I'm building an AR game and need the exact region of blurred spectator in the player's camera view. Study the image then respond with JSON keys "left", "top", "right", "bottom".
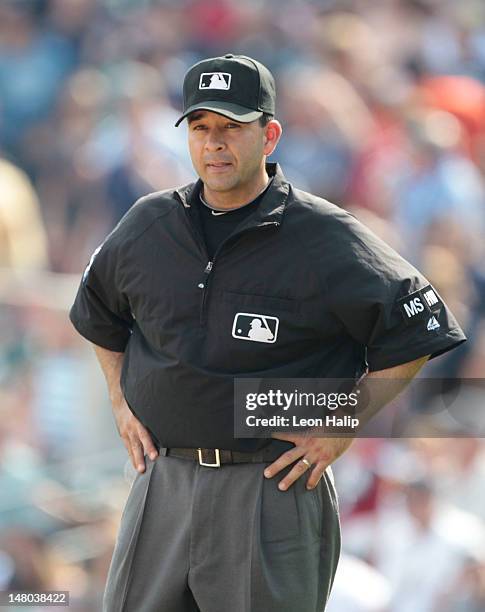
{"left": 435, "top": 438, "right": 485, "bottom": 519}
{"left": 0, "top": 2, "right": 77, "bottom": 156}
{"left": 341, "top": 451, "right": 485, "bottom": 611}
{"left": 326, "top": 553, "right": 392, "bottom": 612}
{"left": 0, "top": 528, "right": 53, "bottom": 591}
{"left": 0, "top": 157, "right": 48, "bottom": 270}
{"left": 392, "top": 108, "right": 485, "bottom": 262}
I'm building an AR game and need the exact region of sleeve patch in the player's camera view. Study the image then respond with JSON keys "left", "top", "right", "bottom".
{"left": 397, "top": 285, "right": 443, "bottom": 324}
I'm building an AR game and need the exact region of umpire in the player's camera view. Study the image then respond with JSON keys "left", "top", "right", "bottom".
{"left": 69, "top": 54, "right": 466, "bottom": 612}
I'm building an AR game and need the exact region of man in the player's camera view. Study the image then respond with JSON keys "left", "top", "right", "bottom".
{"left": 69, "top": 54, "right": 467, "bottom": 612}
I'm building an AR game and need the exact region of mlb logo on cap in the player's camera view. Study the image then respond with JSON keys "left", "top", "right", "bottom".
{"left": 199, "top": 72, "right": 232, "bottom": 90}
{"left": 175, "top": 53, "right": 276, "bottom": 127}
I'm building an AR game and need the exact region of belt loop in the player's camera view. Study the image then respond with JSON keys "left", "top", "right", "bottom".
{"left": 159, "top": 447, "right": 169, "bottom": 457}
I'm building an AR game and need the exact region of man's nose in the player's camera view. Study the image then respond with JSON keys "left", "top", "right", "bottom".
{"left": 204, "top": 128, "right": 226, "bottom": 151}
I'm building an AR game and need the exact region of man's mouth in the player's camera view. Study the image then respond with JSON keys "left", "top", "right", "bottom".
{"left": 206, "top": 161, "right": 233, "bottom": 172}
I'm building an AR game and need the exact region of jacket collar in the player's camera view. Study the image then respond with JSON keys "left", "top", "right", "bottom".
{"left": 175, "top": 162, "right": 290, "bottom": 228}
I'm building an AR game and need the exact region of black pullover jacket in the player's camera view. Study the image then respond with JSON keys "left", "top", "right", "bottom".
{"left": 70, "top": 163, "right": 466, "bottom": 451}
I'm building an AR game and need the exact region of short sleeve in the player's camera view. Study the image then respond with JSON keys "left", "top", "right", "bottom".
{"left": 325, "top": 213, "right": 467, "bottom": 372}
{"left": 69, "top": 236, "right": 133, "bottom": 352}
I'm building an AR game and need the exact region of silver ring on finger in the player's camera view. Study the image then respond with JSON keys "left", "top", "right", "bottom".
{"left": 300, "top": 457, "right": 312, "bottom": 469}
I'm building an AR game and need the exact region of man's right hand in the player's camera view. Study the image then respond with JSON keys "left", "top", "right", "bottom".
{"left": 112, "top": 398, "right": 159, "bottom": 473}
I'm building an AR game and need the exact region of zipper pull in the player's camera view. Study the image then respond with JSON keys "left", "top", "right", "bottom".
{"left": 204, "top": 261, "right": 213, "bottom": 274}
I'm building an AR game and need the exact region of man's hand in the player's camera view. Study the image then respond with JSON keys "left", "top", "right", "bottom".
{"left": 264, "top": 432, "right": 353, "bottom": 490}
{"left": 264, "top": 355, "right": 431, "bottom": 490}
{"left": 91, "top": 343, "right": 159, "bottom": 473}
{"left": 112, "top": 397, "right": 159, "bottom": 473}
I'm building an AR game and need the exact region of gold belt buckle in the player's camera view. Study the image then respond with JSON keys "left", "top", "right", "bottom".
{"left": 197, "top": 448, "right": 221, "bottom": 467}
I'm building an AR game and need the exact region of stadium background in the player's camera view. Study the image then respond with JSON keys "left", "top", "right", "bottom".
{"left": 0, "top": 0, "right": 485, "bottom": 610}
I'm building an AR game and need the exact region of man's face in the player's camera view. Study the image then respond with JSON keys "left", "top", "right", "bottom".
{"left": 187, "top": 110, "right": 267, "bottom": 195}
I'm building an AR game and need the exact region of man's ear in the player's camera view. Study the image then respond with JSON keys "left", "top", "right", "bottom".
{"left": 263, "top": 120, "right": 282, "bottom": 156}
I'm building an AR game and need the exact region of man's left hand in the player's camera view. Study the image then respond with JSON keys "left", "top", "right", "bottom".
{"left": 265, "top": 432, "right": 353, "bottom": 490}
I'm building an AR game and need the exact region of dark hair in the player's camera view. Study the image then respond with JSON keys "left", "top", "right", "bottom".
{"left": 259, "top": 113, "right": 274, "bottom": 127}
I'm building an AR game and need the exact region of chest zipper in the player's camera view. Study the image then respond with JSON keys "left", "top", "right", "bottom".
{"left": 176, "top": 191, "right": 282, "bottom": 327}
{"left": 199, "top": 260, "right": 213, "bottom": 325}
{"left": 198, "top": 221, "right": 279, "bottom": 327}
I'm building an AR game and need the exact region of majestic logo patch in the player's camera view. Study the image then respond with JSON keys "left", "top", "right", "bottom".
{"left": 232, "top": 313, "right": 279, "bottom": 344}
{"left": 422, "top": 288, "right": 439, "bottom": 308}
{"left": 397, "top": 284, "right": 443, "bottom": 325}
{"left": 199, "top": 72, "right": 231, "bottom": 90}
{"left": 427, "top": 316, "right": 440, "bottom": 331}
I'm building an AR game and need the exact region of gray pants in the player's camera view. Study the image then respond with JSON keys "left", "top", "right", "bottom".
{"left": 103, "top": 453, "right": 341, "bottom": 612}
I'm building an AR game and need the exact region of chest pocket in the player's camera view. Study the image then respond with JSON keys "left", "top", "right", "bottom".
{"left": 203, "top": 290, "right": 304, "bottom": 371}
{"left": 224, "top": 291, "right": 300, "bottom": 314}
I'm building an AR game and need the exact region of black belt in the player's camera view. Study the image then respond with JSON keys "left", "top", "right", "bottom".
{"left": 159, "top": 441, "right": 291, "bottom": 468}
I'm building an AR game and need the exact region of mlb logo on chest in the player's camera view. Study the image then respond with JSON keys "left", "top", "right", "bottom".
{"left": 199, "top": 72, "right": 232, "bottom": 90}
{"left": 232, "top": 313, "right": 279, "bottom": 344}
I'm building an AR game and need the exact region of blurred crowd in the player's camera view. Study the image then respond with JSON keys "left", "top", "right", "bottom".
{"left": 0, "top": 0, "right": 485, "bottom": 610}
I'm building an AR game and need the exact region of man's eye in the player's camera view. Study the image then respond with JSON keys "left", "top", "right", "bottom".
{"left": 193, "top": 125, "right": 207, "bottom": 130}
{"left": 226, "top": 123, "right": 240, "bottom": 129}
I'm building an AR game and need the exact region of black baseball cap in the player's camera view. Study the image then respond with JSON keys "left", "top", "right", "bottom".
{"left": 175, "top": 53, "right": 276, "bottom": 127}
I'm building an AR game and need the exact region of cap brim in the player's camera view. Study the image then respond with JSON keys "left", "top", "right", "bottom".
{"left": 175, "top": 101, "right": 263, "bottom": 127}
